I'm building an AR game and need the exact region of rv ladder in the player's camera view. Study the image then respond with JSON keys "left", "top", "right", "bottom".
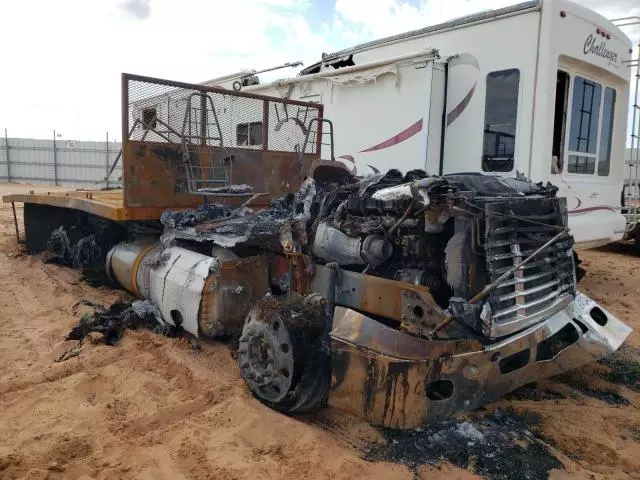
{"left": 625, "top": 41, "right": 640, "bottom": 233}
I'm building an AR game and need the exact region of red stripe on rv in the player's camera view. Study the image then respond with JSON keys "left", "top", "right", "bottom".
{"left": 360, "top": 119, "right": 423, "bottom": 153}
{"left": 568, "top": 206, "right": 617, "bottom": 214}
{"left": 446, "top": 83, "right": 476, "bottom": 126}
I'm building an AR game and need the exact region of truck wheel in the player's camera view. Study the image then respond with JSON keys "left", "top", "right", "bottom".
{"left": 237, "top": 295, "right": 332, "bottom": 413}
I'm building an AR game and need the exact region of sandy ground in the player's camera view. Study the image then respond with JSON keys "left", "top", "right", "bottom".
{"left": 0, "top": 182, "right": 638, "bottom": 480}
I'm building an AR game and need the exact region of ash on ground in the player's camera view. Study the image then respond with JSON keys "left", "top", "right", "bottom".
{"left": 365, "top": 408, "right": 562, "bottom": 480}
{"left": 67, "top": 299, "right": 180, "bottom": 345}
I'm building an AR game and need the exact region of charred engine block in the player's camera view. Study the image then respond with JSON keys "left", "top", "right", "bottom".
{"left": 293, "top": 169, "right": 575, "bottom": 339}
{"left": 303, "top": 173, "right": 455, "bottom": 307}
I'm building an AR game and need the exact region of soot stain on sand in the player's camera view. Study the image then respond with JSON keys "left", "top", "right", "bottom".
{"left": 503, "top": 382, "right": 567, "bottom": 402}
{"left": 553, "top": 373, "right": 630, "bottom": 406}
{"left": 364, "top": 408, "right": 562, "bottom": 480}
{"left": 599, "top": 345, "right": 640, "bottom": 392}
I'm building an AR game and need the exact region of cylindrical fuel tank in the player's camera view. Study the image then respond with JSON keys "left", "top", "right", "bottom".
{"left": 106, "top": 239, "right": 163, "bottom": 297}
{"left": 106, "top": 241, "right": 270, "bottom": 339}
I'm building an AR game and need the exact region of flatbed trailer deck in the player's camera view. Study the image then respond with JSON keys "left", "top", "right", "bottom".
{"left": 2, "top": 189, "right": 163, "bottom": 222}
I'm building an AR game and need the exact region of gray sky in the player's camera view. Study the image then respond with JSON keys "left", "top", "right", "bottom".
{"left": 0, "top": 0, "right": 637, "bottom": 140}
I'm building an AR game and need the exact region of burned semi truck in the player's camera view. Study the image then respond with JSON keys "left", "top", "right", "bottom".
{"left": 4, "top": 74, "right": 631, "bottom": 428}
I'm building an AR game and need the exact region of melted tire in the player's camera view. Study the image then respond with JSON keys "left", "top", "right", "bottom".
{"left": 271, "top": 333, "right": 332, "bottom": 413}
{"left": 238, "top": 296, "right": 332, "bottom": 415}
{"left": 574, "top": 251, "right": 586, "bottom": 284}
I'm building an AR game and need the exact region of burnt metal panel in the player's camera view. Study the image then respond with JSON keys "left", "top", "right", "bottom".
{"left": 120, "top": 72, "right": 325, "bottom": 209}
{"left": 122, "top": 141, "right": 318, "bottom": 208}
{"left": 199, "top": 255, "right": 270, "bottom": 338}
{"left": 310, "top": 265, "right": 447, "bottom": 332}
{"left": 328, "top": 297, "right": 631, "bottom": 428}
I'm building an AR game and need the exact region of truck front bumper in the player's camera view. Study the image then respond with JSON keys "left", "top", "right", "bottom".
{"left": 328, "top": 292, "right": 631, "bottom": 428}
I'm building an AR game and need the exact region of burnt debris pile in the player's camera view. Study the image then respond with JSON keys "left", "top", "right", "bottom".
{"left": 46, "top": 225, "right": 117, "bottom": 286}
{"left": 66, "top": 299, "right": 180, "bottom": 345}
{"left": 43, "top": 214, "right": 160, "bottom": 286}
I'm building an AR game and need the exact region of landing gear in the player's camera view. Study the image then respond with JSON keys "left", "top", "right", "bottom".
{"left": 238, "top": 295, "right": 332, "bottom": 413}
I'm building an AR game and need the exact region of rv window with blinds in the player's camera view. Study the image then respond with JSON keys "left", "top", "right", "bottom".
{"left": 482, "top": 69, "right": 520, "bottom": 172}
{"left": 598, "top": 87, "right": 616, "bottom": 176}
{"left": 567, "top": 76, "right": 602, "bottom": 175}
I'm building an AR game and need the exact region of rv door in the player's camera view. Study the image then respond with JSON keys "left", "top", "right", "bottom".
{"left": 554, "top": 66, "right": 626, "bottom": 246}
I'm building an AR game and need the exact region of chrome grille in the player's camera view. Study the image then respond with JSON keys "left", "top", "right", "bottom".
{"left": 483, "top": 197, "right": 575, "bottom": 338}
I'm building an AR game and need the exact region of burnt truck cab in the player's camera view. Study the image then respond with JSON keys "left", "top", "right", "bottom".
{"left": 106, "top": 164, "right": 631, "bottom": 428}
{"left": 231, "top": 170, "right": 631, "bottom": 427}
{"left": 4, "top": 74, "right": 631, "bottom": 428}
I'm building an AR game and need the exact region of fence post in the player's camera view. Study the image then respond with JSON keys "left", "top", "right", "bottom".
{"left": 262, "top": 100, "right": 269, "bottom": 151}
{"left": 4, "top": 128, "right": 10, "bottom": 182}
{"left": 105, "top": 131, "right": 110, "bottom": 189}
{"left": 52, "top": 129, "right": 58, "bottom": 186}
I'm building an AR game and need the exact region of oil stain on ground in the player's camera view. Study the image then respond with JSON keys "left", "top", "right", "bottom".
{"left": 364, "top": 408, "right": 562, "bottom": 480}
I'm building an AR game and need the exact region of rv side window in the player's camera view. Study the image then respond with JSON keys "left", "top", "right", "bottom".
{"left": 551, "top": 71, "right": 570, "bottom": 174}
{"left": 482, "top": 69, "right": 520, "bottom": 172}
{"left": 236, "top": 122, "right": 263, "bottom": 146}
{"left": 598, "top": 87, "right": 616, "bottom": 176}
{"left": 567, "top": 76, "right": 601, "bottom": 174}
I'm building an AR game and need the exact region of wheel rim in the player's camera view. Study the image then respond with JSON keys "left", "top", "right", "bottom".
{"left": 238, "top": 308, "right": 295, "bottom": 403}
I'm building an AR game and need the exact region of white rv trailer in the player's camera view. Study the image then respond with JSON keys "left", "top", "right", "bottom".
{"left": 205, "top": 0, "right": 633, "bottom": 250}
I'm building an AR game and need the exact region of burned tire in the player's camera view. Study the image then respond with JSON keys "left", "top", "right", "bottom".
{"left": 574, "top": 251, "right": 586, "bottom": 283}
{"left": 237, "top": 295, "right": 332, "bottom": 414}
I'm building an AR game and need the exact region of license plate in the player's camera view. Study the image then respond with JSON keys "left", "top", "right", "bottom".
{"left": 575, "top": 293, "right": 593, "bottom": 312}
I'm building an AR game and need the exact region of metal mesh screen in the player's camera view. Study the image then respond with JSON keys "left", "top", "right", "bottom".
{"left": 267, "top": 99, "right": 321, "bottom": 153}
{"left": 124, "top": 74, "right": 321, "bottom": 153}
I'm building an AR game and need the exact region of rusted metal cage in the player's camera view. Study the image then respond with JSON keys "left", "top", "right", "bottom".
{"left": 123, "top": 74, "right": 323, "bottom": 195}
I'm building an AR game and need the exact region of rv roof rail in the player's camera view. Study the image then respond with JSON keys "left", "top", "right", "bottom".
{"left": 200, "top": 61, "right": 304, "bottom": 89}
{"left": 610, "top": 16, "right": 640, "bottom": 28}
{"left": 272, "top": 50, "right": 439, "bottom": 86}
{"left": 300, "top": 0, "right": 539, "bottom": 73}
